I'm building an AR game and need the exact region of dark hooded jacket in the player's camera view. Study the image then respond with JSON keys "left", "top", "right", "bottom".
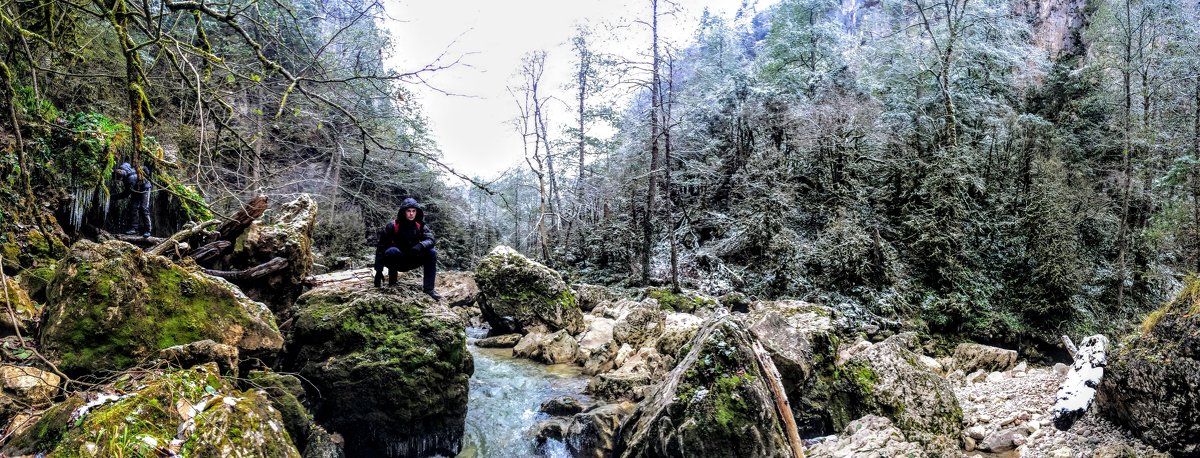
{"left": 375, "top": 197, "right": 436, "bottom": 262}
{"left": 112, "top": 162, "right": 150, "bottom": 198}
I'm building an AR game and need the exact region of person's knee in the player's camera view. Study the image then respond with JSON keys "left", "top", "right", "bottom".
{"left": 427, "top": 247, "right": 438, "bottom": 261}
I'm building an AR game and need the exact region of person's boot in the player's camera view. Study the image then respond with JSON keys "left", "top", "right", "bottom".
{"left": 373, "top": 271, "right": 383, "bottom": 288}
{"left": 425, "top": 289, "right": 442, "bottom": 301}
{"left": 388, "top": 270, "right": 398, "bottom": 287}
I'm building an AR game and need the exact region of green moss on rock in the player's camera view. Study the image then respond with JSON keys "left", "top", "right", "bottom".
{"left": 475, "top": 246, "right": 583, "bottom": 334}
{"left": 40, "top": 240, "right": 282, "bottom": 376}
{"left": 286, "top": 284, "right": 471, "bottom": 457}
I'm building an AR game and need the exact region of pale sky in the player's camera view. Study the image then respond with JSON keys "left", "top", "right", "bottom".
{"left": 383, "top": 0, "right": 772, "bottom": 179}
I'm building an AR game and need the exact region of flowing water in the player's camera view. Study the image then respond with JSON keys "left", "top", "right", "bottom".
{"left": 456, "top": 328, "right": 591, "bottom": 458}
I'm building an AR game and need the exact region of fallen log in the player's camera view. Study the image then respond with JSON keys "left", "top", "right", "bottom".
{"left": 213, "top": 195, "right": 267, "bottom": 242}
{"left": 200, "top": 257, "right": 288, "bottom": 281}
{"left": 1050, "top": 334, "right": 1108, "bottom": 431}
{"left": 302, "top": 268, "right": 374, "bottom": 288}
{"left": 111, "top": 233, "right": 165, "bottom": 246}
{"left": 148, "top": 219, "right": 219, "bottom": 257}
{"left": 190, "top": 240, "right": 232, "bottom": 264}
{"left": 752, "top": 340, "right": 806, "bottom": 458}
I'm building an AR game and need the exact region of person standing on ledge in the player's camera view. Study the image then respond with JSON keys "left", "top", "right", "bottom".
{"left": 373, "top": 197, "right": 441, "bottom": 300}
{"left": 111, "top": 162, "right": 152, "bottom": 238}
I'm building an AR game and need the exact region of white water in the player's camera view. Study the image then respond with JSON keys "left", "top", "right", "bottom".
{"left": 455, "top": 328, "right": 590, "bottom": 458}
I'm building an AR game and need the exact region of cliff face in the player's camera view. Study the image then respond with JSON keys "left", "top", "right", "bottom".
{"left": 1014, "top": 0, "right": 1091, "bottom": 57}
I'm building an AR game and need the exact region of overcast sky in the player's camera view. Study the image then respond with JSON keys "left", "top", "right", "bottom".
{"left": 382, "top": 0, "right": 771, "bottom": 179}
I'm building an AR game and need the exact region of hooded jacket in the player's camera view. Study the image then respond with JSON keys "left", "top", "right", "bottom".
{"left": 112, "top": 162, "right": 151, "bottom": 199}
{"left": 375, "top": 197, "right": 436, "bottom": 261}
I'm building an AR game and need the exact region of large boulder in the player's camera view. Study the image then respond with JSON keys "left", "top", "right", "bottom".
{"left": 613, "top": 305, "right": 665, "bottom": 348}
{"left": 564, "top": 401, "right": 637, "bottom": 458}
{"left": 39, "top": 240, "right": 283, "bottom": 376}
{"left": 435, "top": 270, "right": 479, "bottom": 307}
{"left": 952, "top": 343, "right": 1017, "bottom": 373}
{"left": 573, "top": 283, "right": 622, "bottom": 312}
{"left": 0, "top": 364, "right": 61, "bottom": 423}
{"left": 227, "top": 195, "right": 317, "bottom": 308}
{"left": 741, "top": 300, "right": 839, "bottom": 436}
{"left": 285, "top": 281, "right": 471, "bottom": 457}
{"left": 474, "top": 246, "right": 583, "bottom": 334}
{"left": 614, "top": 317, "right": 793, "bottom": 458}
{"left": 834, "top": 333, "right": 963, "bottom": 456}
{"left": 2, "top": 363, "right": 299, "bottom": 457}
{"left": 1097, "top": 278, "right": 1200, "bottom": 455}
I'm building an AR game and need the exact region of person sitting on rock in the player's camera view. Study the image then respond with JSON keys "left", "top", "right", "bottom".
{"left": 374, "top": 197, "right": 441, "bottom": 299}
{"left": 111, "top": 162, "right": 152, "bottom": 238}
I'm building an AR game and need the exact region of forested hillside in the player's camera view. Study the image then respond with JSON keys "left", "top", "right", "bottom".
{"left": 466, "top": 0, "right": 1200, "bottom": 352}
{"left": 3, "top": 0, "right": 1199, "bottom": 356}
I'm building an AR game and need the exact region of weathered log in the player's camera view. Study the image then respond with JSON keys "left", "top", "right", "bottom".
{"left": 148, "top": 219, "right": 219, "bottom": 257}
{"left": 1050, "top": 334, "right": 1108, "bottom": 431}
{"left": 302, "top": 267, "right": 374, "bottom": 288}
{"left": 213, "top": 195, "right": 268, "bottom": 241}
{"left": 190, "top": 240, "right": 232, "bottom": 264}
{"left": 752, "top": 340, "right": 806, "bottom": 458}
{"left": 200, "top": 257, "right": 288, "bottom": 281}
{"left": 111, "top": 233, "right": 165, "bottom": 245}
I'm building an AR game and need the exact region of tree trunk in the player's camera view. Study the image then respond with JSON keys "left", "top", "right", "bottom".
{"left": 665, "top": 56, "right": 679, "bottom": 293}
{"left": 642, "top": 0, "right": 662, "bottom": 285}
{"left": 1115, "top": 2, "right": 1134, "bottom": 309}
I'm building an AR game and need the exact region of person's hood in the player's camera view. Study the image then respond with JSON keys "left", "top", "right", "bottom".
{"left": 397, "top": 197, "right": 425, "bottom": 223}
{"left": 117, "top": 162, "right": 135, "bottom": 177}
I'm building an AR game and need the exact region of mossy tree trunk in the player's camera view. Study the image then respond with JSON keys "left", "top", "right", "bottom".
{"left": 102, "top": 0, "right": 153, "bottom": 180}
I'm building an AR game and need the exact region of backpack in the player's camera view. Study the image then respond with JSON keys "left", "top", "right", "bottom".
{"left": 388, "top": 220, "right": 421, "bottom": 247}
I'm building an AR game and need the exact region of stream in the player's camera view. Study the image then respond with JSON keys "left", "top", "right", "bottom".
{"left": 456, "top": 328, "right": 591, "bottom": 458}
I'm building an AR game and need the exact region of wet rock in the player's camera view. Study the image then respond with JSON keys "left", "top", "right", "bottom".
{"left": 577, "top": 316, "right": 615, "bottom": 362}
{"left": 564, "top": 401, "right": 636, "bottom": 458}
{"left": 0, "top": 277, "right": 38, "bottom": 335}
{"left": 40, "top": 240, "right": 283, "bottom": 376}
{"left": 5, "top": 363, "right": 298, "bottom": 456}
{"left": 286, "top": 283, "right": 470, "bottom": 457}
{"left": 586, "top": 372, "right": 652, "bottom": 402}
{"left": 614, "top": 317, "right": 793, "bottom": 457}
{"left": 835, "top": 333, "right": 963, "bottom": 455}
{"left": 534, "top": 418, "right": 568, "bottom": 443}
{"left": 513, "top": 329, "right": 579, "bottom": 365}
{"left": 582, "top": 341, "right": 618, "bottom": 376}
{"left": 806, "top": 415, "right": 925, "bottom": 458}
{"left": 954, "top": 343, "right": 1018, "bottom": 373}
{"left": 475, "top": 333, "right": 523, "bottom": 348}
{"left": 159, "top": 339, "right": 239, "bottom": 376}
{"left": 741, "top": 300, "right": 838, "bottom": 436}
{"left": 613, "top": 306, "right": 665, "bottom": 348}
{"left": 475, "top": 246, "right": 583, "bottom": 334}
{"left": 540, "top": 396, "right": 585, "bottom": 416}
{"left": 1097, "top": 277, "right": 1200, "bottom": 456}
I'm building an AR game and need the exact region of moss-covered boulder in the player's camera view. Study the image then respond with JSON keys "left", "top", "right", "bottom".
{"left": 0, "top": 226, "right": 67, "bottom": 275}
{"left": 614, "top": 317, "right": 793, "bottom": 458}
{"left": 39, "top": 240, "right": 283, "bottom": 376}
{"left": 1097, "top": 277, "right": 1200, "bottom": 455}
{"left": 0, "top": 276, "right": 40, "bottom": 335}
{"left": 285, "top": 281, "right": 471, "bottom": 457}
{"left": 475, "top": 245, "right": 583, "bottom": 335}
{"left": 740, "top": 300, "right": 839, "bottom": 436}
{"left": 833, "top": 333, "right": 962, "bottom": 456}
{"left": 224, "top": 195, "right": 317, "bottom": 309}
{"left": 2, "top": 363, "right": 299, "bottom": 457}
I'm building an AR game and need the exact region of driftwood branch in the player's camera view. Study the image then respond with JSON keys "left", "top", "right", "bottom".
{"left": 214, "top": 195, "right": 268, "bottom": 241}
{"left": 1050, "top": 334, "right": 1109, "bottom": 431}
{"left": 200, "top": 257, "right": 288, "bottom": 281}
{"left": 148, "top": 219, "right": 219, "bottom": 256}
{"left": 752, "top": 340, "right": 806, "bottom": 458}
{"left": 302, "top": 268, "right": 374, "bottom": 288}
{"left": 190, "top": 241, "right": 231, "bottom": 264}
{"left": 1061, "top": 335, "right": 1078, "bottom": 355}
{"left": 111, "top": 233, "right": 165, "bottom": 246}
